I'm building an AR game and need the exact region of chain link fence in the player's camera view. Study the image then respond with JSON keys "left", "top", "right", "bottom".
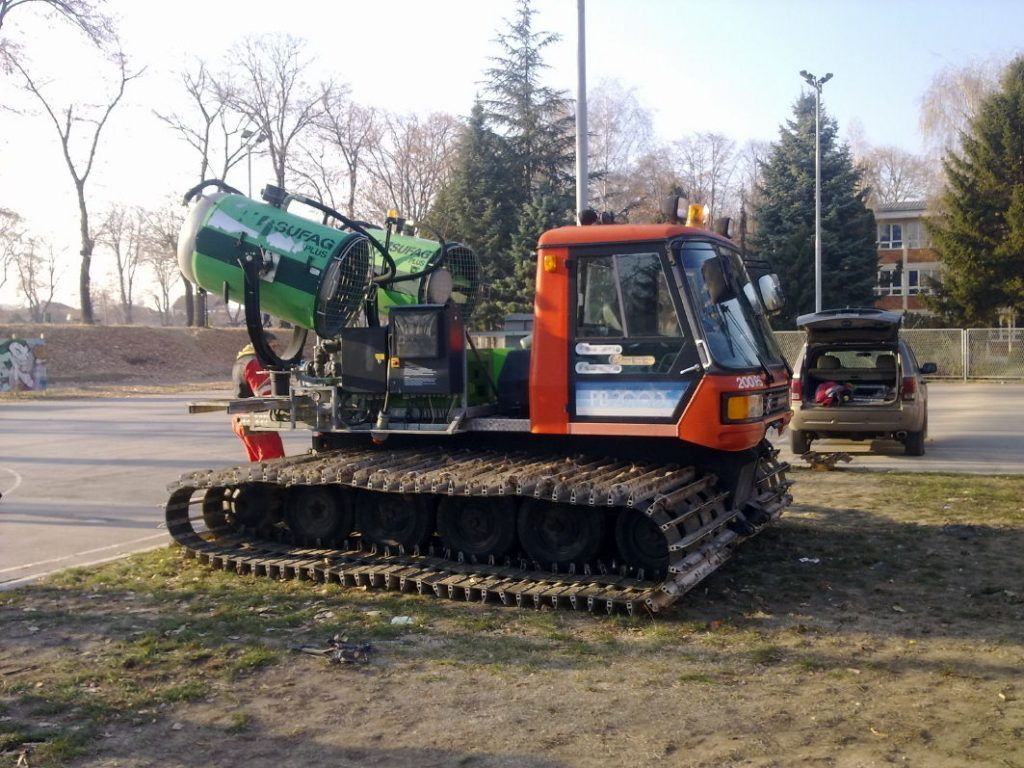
{"left": 773, "top": 328, "right": 1023, "bottom": 380}
{"left": 966, "top": 328, "right": 1024, "bottom": 379}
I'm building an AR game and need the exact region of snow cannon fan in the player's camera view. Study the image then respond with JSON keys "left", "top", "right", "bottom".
{"left": 177, "top": 181, "right": 375, "bottom": 369}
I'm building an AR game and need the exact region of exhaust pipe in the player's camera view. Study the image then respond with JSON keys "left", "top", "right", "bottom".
{"left": 894, "top": 431, "right": 908, "bottom": 440}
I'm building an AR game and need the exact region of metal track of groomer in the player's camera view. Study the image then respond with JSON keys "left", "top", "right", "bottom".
{"left": 166, "top": 447, "right": 791, "bottom": 615}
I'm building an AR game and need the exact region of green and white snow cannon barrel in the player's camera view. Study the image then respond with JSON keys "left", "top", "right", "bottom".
{"left": 178, "top": 192, "right": 372, "bottom": 337}
{"left": 378, "top": 232, "right": 480, "bottom": 319}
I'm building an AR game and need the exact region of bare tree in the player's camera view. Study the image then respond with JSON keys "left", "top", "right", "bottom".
{"left": 362, "top": 111, "right": 460, "bottom": 225}
{"left": 141, "top": 201, "right": 185, "bottom": 326}
{"left": 857, "top": 145, "right": 934, "bottom": 206}
{"left": 292, "top": 86, "right": 379, "bottom": 217}
{"left": 10, "top": 51, "right": 142, "bottom": 323}
{"left": 673, "top": 131, "right": 737, "bottom": 222}
{"left": 153, "top": 61, "right": 254, "bottom": 185}
{"left": 920, "top": 59, "right": 1002, "bottom": 155}
{"left": 735, "top": 139, "right": 771, "bottom": 243}
{"left": 0, "top": 207, "right": 24, "bottom": 289}
{"left": 12, "top": 236, "right": 60, "bottom": 322}
{"left": 155, "top": 61, "right": 260, "bottom": 327}
{"left": 144, "top": 247, "right": 178, "bottom": 325}
{"left": 220, "top": 33, "right": 330, "bottom": 189}
{"left": 95, "top": 204, "right": 145, "bottom": 323}
{"left": 587, "top": 78, "right": 654, "bottom": 213}
{"left": 0, "top": 0, "right": 114, "bottom": 66}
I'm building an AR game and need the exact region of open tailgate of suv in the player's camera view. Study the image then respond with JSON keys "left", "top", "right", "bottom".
{"left": 797, "top": 308, "right": 902, "bottom": 344}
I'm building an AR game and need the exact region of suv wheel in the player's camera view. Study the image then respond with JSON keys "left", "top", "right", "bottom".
{"left": 791, "top": 429, "right": 811, "bottom": 454}
{"left": 904, "top": 429, "right": 925, "bottom": 456}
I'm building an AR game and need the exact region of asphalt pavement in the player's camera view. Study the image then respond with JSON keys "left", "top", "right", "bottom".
{"left": 0, "top": 392, "right": 307, "bottom": 589}
{"left": 771, "top": 381, "right": 1024, "bottom": 473}
{"left": 1, "top": 382, "right": 1022, "bottom": 587}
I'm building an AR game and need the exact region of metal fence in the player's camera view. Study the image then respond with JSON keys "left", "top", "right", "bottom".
{"left": 773, "top": 328, "right": 1024, "bottom": 380}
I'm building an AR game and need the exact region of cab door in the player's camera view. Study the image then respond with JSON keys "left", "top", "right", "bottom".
{"left": 568, "top": 246, "right": 701, "bottom": 425}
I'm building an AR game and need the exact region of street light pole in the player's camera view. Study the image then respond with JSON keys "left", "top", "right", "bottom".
{"left": 575, "top": 0, "right": 588, "bottom": 221}
{"left": 241, "top": 129, "right": 267, "bottom": 198}
{"left": 800, "top": 70, "right": 832, "bottom": 313}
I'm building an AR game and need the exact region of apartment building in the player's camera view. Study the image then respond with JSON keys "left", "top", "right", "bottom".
{"left": 872, "top": 201, "right": 942, "bottom": 313}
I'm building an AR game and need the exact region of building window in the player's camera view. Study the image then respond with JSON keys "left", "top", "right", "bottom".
{"left": 874, "top": 266, "right": 902, "bottom": 296}
{"left": 904, "top": 220, "right": 928, "bottom": 248}
{"left": 878, "top": 223, "right": 902, "bottom": 249}
{"left": 907, "top": 267, "right": 941, "bottom": 295}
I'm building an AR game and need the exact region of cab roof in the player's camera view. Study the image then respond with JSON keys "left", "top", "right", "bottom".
{"left": 538, "top": 223, "right": 733, "bottom": 248}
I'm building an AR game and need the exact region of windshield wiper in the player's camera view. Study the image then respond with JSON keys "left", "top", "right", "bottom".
{"left": 721, "top": 305, "right": 772, "bottom": 380}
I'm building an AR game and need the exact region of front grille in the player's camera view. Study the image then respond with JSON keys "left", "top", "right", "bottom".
{"left": 763, "top": 385, "right": 790, "bottom": 415}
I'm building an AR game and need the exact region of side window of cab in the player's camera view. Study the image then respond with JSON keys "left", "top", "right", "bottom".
{"left": 573, "top": 251, "right": 697, "bottom": 375}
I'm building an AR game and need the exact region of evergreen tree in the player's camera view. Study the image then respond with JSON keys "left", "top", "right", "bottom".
{"left": 430, "top": 0, "right": 575, "bottom": 327}
{"left": 928, "top": 57, "right": 1024, "bottom": 325}
{"left": 430, "top": 102, "right": 519, "bottom": 327}
{"left": 482, "top": 0, "right": 575, "bottom": 201}
{"left": 752, "top": 93, "right": 877, "bottom": 327}
{"left": 498, "top": 183, "right": 573, "bottom": 314}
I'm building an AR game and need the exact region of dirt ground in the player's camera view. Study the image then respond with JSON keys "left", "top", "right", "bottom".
{"left": 1, "top": 470, "right": 1022, "bottom": 768}
{"left": 0, "top": 323, "right": 252, "bottom": 389}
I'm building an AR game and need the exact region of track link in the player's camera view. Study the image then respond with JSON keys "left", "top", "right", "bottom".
{"left": 165, "top": 446, "right": 791, "bottom": 614}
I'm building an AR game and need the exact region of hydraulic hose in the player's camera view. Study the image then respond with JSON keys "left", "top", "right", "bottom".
{"left": 182, "top": 179, "right": 244, "bottom": 205}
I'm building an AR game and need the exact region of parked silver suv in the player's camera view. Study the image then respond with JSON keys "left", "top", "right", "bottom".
{"left": 789, "top": 308, "right": 937, "bottom": 456}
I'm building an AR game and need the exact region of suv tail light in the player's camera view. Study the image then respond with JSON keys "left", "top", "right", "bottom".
{"left": 901, "top": 376, "right": 916, "bottom": 401}
{"left": 790, "top": 375, "right": 802, "bottom": 403}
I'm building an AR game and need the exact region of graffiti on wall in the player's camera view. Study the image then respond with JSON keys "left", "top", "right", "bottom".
{"left": 0, "top": 338, "right": 46, "bottom": 391}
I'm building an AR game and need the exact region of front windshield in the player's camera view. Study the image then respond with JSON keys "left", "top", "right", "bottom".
{"left": 679, "top": 241, "right": 784, "bottom": 370}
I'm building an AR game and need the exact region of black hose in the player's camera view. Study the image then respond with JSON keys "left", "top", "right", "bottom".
{"left": 182, "top": 179, "right": 244, "bottom": 205}
{"left": 283, "top": 193, "right": 397, "bottom": 285}
{"left": 378, "top": 220, "right": 449, "bottom": 288}
{"left": 238, "top": 246, "right": 306, "bottom": 370}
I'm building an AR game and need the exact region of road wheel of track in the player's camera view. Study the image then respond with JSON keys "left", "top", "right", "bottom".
{"left": 437, "top": 497, "right": 517, "bottom": 559}
{"left": 790, "top": 429, "right": 811, "bottom": 454}
{"left": 614, "top": 508, "right": 668, "bottom": 577}
{"left": 517, "top": 499, "right": 604, "bottom": 569}
{"left": 357, "top": 492, "right": 435, "bottom": 550}
{"left": 285, "top": 486, "right": 353, "bottom": 542}
{"left": 229, "top": 484, "right": 282, "bottom": 529}
{"left": 201, "top": 487, "right": 234, "bottom": 534}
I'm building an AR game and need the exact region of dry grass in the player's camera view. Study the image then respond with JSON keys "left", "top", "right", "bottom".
{"left": 1, "top": 469, "right": 1022, "bottom": 767}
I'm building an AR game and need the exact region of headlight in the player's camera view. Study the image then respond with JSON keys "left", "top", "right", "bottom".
{"left": 722, "top": 393, "right": 765, "bottom": 423}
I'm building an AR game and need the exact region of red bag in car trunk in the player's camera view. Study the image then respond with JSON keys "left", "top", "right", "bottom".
{"left": 815, "top": 381, "right": 853, "bottom": 407}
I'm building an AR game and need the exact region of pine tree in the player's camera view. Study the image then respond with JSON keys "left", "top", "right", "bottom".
{"left": 481, "top": 0, "right": 575, "bottom": 201}
{"left": 752, "top": 93, "right": 877, "bottom": 327}
{"left": 928, "top": 57, "right": 1024, "bottom": 325}
{"left": 498, "top": 183, "right": 573, "bottom": 314}
{"left": 430, "top": 102, "right": 519, "bottom": 327}
{"left": 430, "top": 0, "right": 576, "bottom": 328}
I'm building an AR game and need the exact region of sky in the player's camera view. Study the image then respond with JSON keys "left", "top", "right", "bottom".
{"left": 2, "top": 0, "right": 1023, "bottom": 309}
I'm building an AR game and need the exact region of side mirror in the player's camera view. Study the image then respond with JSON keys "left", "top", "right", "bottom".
{"left": 758, "top": 273, "right": 785, "bottom": 314}
{"left": 919, "top": 362, "right": 937, "bottom": 375}
{"left": 701, "top": 258, "right": 735, "bottom": 304}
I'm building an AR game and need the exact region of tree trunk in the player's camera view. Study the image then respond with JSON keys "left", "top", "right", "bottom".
{"left": 348, "top": 166, "right": 357, "bottom": 219}
{"left": 196, "top": 288, "right": 207, "bottom": 327}
{"left": 182, "top": 273, "right": 195, "bottom": 326}
{"left": 77, "top": 184, "right": 94, "bottom": 324}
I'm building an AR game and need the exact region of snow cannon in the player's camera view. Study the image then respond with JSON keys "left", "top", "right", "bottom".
{"left": 178, "top": 187, "right": 373, "bottom": 339}
{"left": 178, "top": 181, "right": 480, "bottom": 368}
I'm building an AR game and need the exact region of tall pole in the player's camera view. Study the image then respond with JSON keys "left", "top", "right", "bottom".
{"left": 575, "top": 0, "right": 588, "bottom": 221}
{"left": 800, "top": 70, "right": 831, "bottom": 312}
{"left": 814, "top": 86, "right": 822, "bottom": 313}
